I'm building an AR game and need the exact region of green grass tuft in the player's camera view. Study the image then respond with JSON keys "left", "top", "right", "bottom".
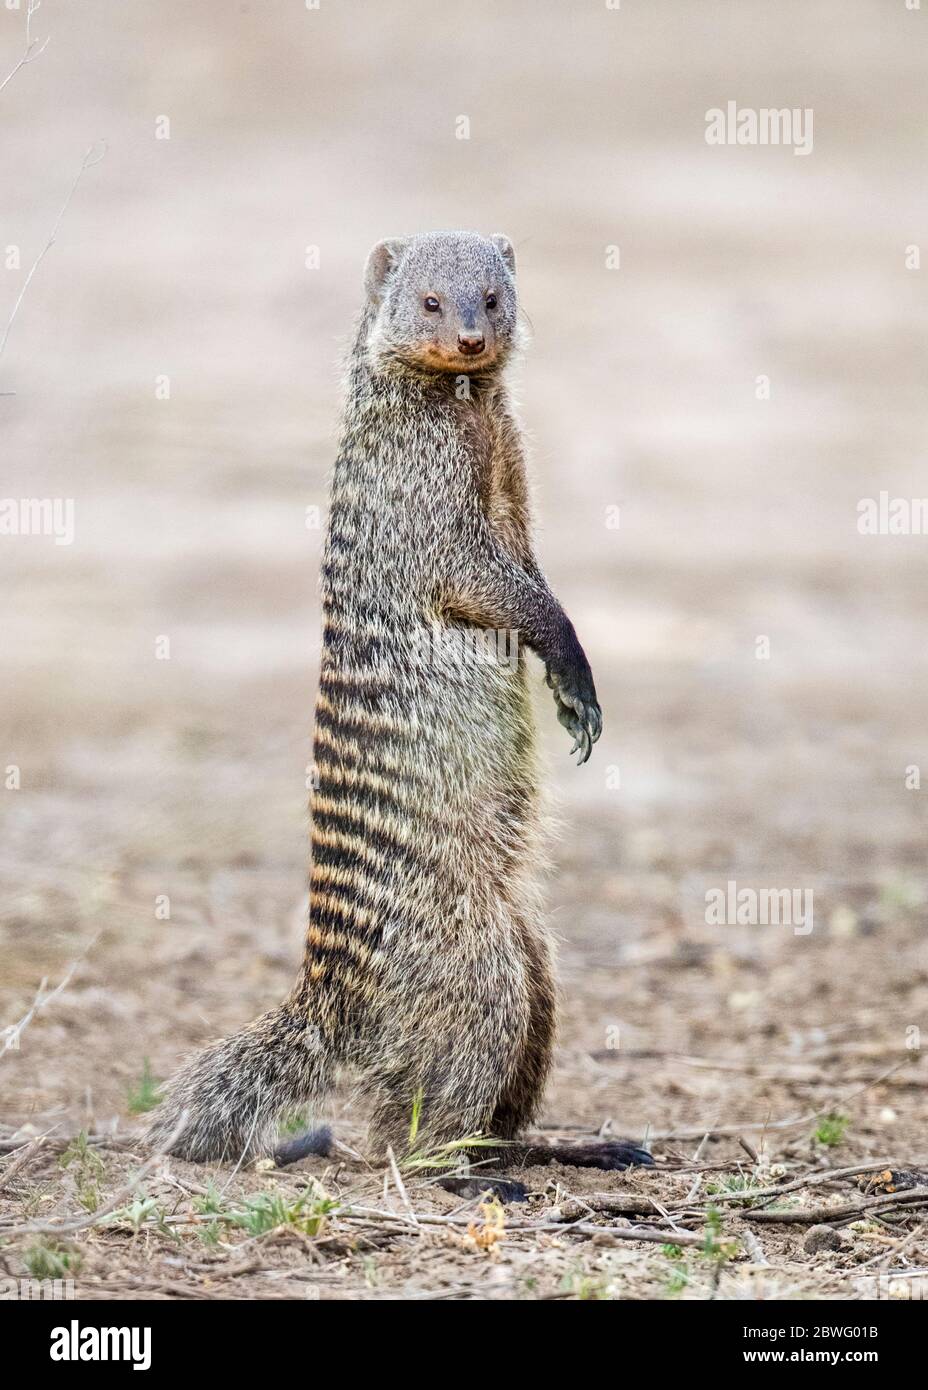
{"left": 23, "top": 1241, "right": 81, "bottom": 1279}
{"left": 127, "top": 1058, "right": 161, "bottom": 1115}
{"left": 813, "top": 1112, "right": 850, "bottom": 1147}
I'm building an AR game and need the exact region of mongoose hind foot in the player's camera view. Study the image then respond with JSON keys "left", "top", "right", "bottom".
{"left": 513, "top": 1136, "right": 654, "bottom": 1171}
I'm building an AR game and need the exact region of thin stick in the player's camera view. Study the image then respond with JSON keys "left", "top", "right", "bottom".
{"left": 0, "top": 0, "right": 49, "bottom": 96}
{"left": 0, "top": 141, "right": 106, "bottom": 364}
{"left": 385, "top": 1146, "right": 420, "bottom": 1228}
{"left": 0, "top": 942, "right": 95, "bottom": 1057}
{"left": 0, "top": 1133, "right": 50, "bottom": 1192}
{"left": 739, "top": 1187, "right": 928, "bottom": 1227}
{"left": 570, "top": 1221, "right": 703, "bottom": 1248}
{"left": 692, "top": 1128, "right": 713, "bottom": 1162}
{"left": 336, "top": 1203, "right": 703, "bottom": 1245}
{"left": 856, "top": 1220, "right": 928, "bottom": 1272}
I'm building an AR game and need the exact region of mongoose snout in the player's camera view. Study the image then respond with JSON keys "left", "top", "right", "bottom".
{"left": 457, "top": 331, "right": 486, "bottom": 355}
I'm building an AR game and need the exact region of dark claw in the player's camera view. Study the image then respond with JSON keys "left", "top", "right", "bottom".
{"left": 577, "top": 729, "right": 591, "bottom": 765}
{"left": 546, "top": 647, "right": 602, "bottom": 764}
{"left": 591, "top": 1141, "right": 654, "bottom": 1171}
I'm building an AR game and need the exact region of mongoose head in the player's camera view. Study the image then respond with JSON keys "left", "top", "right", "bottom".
{"left": 364, "top": 231, "right": 519, "bottom": 375}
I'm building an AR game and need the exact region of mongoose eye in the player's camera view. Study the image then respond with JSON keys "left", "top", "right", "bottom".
{"left": 423, "top": 296, "right": 441, "bottom": 312}
{"left": 485, "top": 294, "right": 498, "bottom": 310}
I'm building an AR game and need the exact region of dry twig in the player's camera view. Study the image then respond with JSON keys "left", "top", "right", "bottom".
{"left": 0, "top": 141, "right": 106, "bottom": 367}
{"left": 0, "top": 0, "right": 49, "bottom": 96}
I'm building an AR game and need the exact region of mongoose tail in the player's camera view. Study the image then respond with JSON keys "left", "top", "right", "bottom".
{"left": 146, "top": 1002, "right": 331, "bottom": 1163}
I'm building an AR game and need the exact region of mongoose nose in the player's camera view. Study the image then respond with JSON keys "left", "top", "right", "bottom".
{"left": 457, "top": 333, "right": 485, "bottom": 356}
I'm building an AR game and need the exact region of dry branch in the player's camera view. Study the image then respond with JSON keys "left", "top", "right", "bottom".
{"left": 0, "top": 946, "right": 93, "bottom": 1057}
{"left": 739, "top": 1187, "right": 928, "bottom": 1227}
{"left": 0, "top": 1133, "right": 48, "bottom": 1192}
{"left": 0, "top": 0, "right": 49, "bottom": 96}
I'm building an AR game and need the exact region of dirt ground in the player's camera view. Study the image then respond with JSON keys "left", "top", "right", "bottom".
{"left": 1, "top": 1, "right": 926, "bottom": 1299}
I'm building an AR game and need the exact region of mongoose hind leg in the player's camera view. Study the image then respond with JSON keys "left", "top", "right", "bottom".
{"left": 360, "top": 907, "right": 536, "bottom": 1163}
{"left": 432, "top": 916, "right": 553, "bottom": 1202}
{"left": 488, "top": 916, "right": 557, "bottom": 1142}
{"left": 487, "top": 923, "right": 653, "bottom": 1173}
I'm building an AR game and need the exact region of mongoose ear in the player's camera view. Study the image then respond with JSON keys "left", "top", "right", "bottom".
{"left": 364, "top": 238, "right": 409, "bottom": 303}
{"left": 490, "top": 234, "right": 516, "bottom": 274}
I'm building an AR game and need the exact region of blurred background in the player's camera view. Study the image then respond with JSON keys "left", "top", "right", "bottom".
{"left": 1, "top": 1, "right": 926, "bottom": 1151}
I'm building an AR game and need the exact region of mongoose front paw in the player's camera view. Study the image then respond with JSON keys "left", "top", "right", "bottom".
{"left": 546, "top": 650, "right": 602, "bottom": 765}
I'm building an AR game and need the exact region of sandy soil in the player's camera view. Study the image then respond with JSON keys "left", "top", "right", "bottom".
{"left": 1, "top": 0, "right": 926, "bottom": 1299}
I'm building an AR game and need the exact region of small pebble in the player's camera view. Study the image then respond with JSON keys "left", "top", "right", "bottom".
{"left": 804, "top": 1223, "right": 845, "bottom": 1253}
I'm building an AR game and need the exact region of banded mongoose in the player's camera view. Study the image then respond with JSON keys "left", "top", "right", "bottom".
{"left": 149, "top": 231, "right": 651, "bottom": 1174}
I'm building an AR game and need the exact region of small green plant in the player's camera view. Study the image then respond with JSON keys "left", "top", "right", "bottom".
{"left": 879, "top": 879, "right": 922, "bottom": 913}
{"left": 660, "top": 1243, "right": 689, "bottom": 1297}
{"left": 107, "top": 1194, "right": 173, "bottom": 1237}
{"left": 127, "top": 1058, "right": 161, "bottom": 1115}
{"left": 400, "top": 1093, "right": 506, "bottom": 1171}
{"left": 664, "top": 1263, "right": 690, "bottom": 1297}
{"left": 228, "top": 1188, "right": 337, "bottom": 1237}
{"left": 705, "top": 1173, "right": 763, "bottom": 1204}
{"left": 560, "top": 1269, "right": 610, "bottom": 1300}
{"left": 23, "top": 1241, "right": 80, "bottom": 1280}
{"left": 699, "top": 1207, "right": 740, "bottom": 1265}
{"left": 813, "top": 1112, "right": 850, "bottom": 1148}
{"left": 60, "top": 1132, "right": 105, "bottom": 1213}
{"left": 121, "top": 1197, "right": 160, "bottom": 1232}
{"left": 279, "top": 1108, "right": 311, "bottom": 1137}
{"left": 192, "top": 1181, "right": 226, "bottom": 1216}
